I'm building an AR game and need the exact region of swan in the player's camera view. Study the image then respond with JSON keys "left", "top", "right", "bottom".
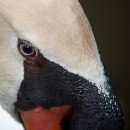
{"left": 0, "top": 0, "right": 124, "bottom": 130}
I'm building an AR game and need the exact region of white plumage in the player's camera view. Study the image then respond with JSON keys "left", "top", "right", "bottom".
{"left": 0, "top": 105, "right": 24, "bottom": 130}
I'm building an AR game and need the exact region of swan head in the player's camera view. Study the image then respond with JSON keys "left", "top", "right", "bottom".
{"left": 0, "top": 0, "right": 124, "bottom": 129}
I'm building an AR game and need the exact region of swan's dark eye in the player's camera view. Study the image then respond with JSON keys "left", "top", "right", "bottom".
{"left": 18, "top": 39, "right": 38, "bottom": 60}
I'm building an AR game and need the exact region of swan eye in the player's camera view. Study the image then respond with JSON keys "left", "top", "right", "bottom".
{"left": 18, "top": 39, "right": 37, "bottom": 60}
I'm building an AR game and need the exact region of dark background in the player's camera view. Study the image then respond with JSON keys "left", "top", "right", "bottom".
{"left": 79, "top": 0, "right": 130, "bottom": 130}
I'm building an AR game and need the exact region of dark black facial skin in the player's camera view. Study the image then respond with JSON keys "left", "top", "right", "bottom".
{"left": 16, "top": 53, "right": 124, "bottom": 130}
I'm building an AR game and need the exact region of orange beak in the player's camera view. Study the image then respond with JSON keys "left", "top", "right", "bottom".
{"left": 20, "top": 105, "right": 73, "bottom": 130}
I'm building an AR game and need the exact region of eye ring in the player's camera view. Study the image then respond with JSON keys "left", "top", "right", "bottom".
{"left": 18, "top": 39, "right": 38, "bottom": 60}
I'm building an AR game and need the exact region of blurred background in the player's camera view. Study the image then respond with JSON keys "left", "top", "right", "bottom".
{"left": 79, "top": 0, "right": 129, "bottom": 129}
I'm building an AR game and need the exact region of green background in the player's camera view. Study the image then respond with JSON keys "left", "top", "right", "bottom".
{"left": 79, "top": 0, "right": 129, "bottom": 129}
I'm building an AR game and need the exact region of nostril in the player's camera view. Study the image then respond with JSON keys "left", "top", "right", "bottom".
{"left": 62, "top": 105, "right": 74, "bottom": 130}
